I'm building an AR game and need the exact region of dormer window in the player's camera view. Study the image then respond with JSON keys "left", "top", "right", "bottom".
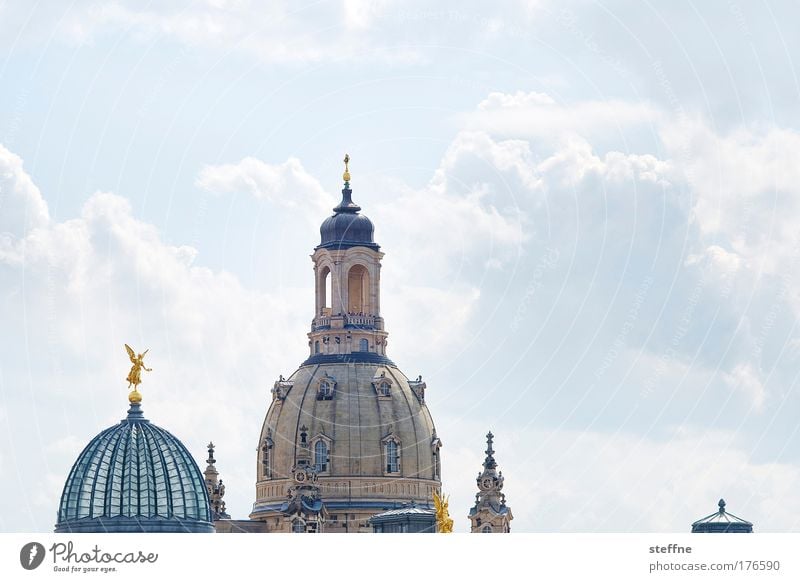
{"left": 372, "top": 371, "right": 393, "bottom": 398}
{"left": 317, "top": 373, "right": 336, "bottom": 400}
{"left": 319, "top": 381, "right": 333, "bottom": 399}
{"left": 409, "top": 375, "right": 426, "bottom": 403}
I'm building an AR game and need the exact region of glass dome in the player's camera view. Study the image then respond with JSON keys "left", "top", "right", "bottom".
{"left": 55, "top": 403, "right": 213, "bottom": 533}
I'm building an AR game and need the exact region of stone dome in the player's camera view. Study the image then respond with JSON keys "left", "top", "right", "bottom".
{"left": 251, "top": 362, "right": 441, "bottom": 524}
{"left": 55, "top": 402, "right": 214, "bottom": 533}
{"left": 317, "top": 186, "right": 379, "bottom": 251}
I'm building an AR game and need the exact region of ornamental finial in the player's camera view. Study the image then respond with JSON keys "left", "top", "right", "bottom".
{"left": 124, "top": 344, "right": 152, "bottom": 403}
{"left": 343, "top": 153, "right": 351, "bottom": 184}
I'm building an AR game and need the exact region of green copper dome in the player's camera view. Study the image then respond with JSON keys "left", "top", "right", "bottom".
{"left": 55, "top": 402, "right": 213, "bottom": 533}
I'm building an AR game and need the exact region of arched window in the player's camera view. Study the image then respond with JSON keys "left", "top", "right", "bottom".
{"left": 482, "top": 525, "right": 493, "bottom": 533}
{"left": 314, "top": 440, "right": 328, "bottom": 473}
{"left": 292, "top": 519, "right": 306, "bottom": 533}
{"left": 261, "top": 432, "right": 274, "bottom": 479}
{"left": 319, "top": 265, "right": 331, "bottom": 313}
{"left": 314, "top": 341, "right": 320, "bottom": 354}
{"left": 359, "top": 338, "right": 369, "bottom": 352}
{"left": 378, "top": 381, "right": 390, "bottom": 397}
{"left": 262, "top": 448, "right": 271, "bottom": 478}
{"left": 319, "top": 380, "right": 333, "bottom": 400}
{"left": 385, "top": 440, "right": 399, "bottom": 473}
{"left": 347, "top": 264, "right": 369, "bottom": 313}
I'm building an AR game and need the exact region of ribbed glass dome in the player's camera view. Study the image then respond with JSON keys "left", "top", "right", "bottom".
{"left": 55, "top": 403, "right": 213, "bottom": 533}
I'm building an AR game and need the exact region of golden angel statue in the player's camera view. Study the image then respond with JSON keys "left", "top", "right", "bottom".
{"left": 433, "top": 491, "right": 454, "bottom": 533}
{"left": 125, "top": 344, "right": 152, "bottom": 390}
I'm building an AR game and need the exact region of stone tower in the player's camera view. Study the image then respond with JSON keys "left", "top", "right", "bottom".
{"left": 468, "top": 432, "right": 512, "bottom": 533}
{"left": 250, "top": 156, "right": 442, "bottom": 532}
{"left": 204, "top": 442, "right": 230, "bottom": 521}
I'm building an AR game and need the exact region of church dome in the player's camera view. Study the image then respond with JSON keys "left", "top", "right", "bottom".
{"left": 252, "top": 363, "right": 440, "bottom": 523}
{"left": 317, "top": 186, "right": 379, "bottom": 251}
{"left": 55, "top": 402, "right": 214, "bottom": 533}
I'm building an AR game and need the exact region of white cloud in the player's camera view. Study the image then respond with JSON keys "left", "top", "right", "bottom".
{"left": 662, "top": 120, "right": 800, "bottom": 241}
{"left": 0, "top": 144, "right": 50, "bottom": 243}
{"left": 536, "top": 135, "right": 673, "bottom": 188}
{"left": 196, "top": 156, "right": 334, "bottom": 220}
{"left": 6, "top": 0, "right": 420, "bottom": 64}
{"left": 462, "top": 91, "right": 660, "bottom": 141}
{"left": 723, "top": 362, "right": 766, "bottom": 412}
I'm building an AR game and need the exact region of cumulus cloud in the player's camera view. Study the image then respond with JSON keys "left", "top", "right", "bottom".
{"left": 196, "top": 156, "right": 334, "bottom": 220}
{"left": 0, "top": 0, "right": 424, "bottom": 64}
{"left": 0, "top": 144, "right": 50, "bottom": 243}
{"left": 662, "top": 119, "right": 800, "bottom": 276}
{"left": 461, "top": 91, "right": 660, "bottom": 141}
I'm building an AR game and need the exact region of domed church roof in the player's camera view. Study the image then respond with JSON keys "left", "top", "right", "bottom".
{"left": 55, "top": 400, "right": 213, "bottom": 533}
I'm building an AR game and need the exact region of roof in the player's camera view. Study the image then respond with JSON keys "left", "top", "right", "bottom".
{"left": 691, "top": 499, "right": 753, "bottom": 533}
{"left": 371, "top": 506, "right": 434, "bottom": 518}
{"left": 368, "top": 504, "right": 437, "bottom": 529}
{"left": 317, "top": 186, "right": 379, "bottom": 251}
{"left": 55, "top": 402, "right": 214, "bottom": 533}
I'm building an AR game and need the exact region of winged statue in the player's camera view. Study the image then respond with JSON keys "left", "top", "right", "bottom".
{"left": 125, "top": 344, "right": 152, "bottom": 390}
{"left": 433, "top": 491, "right": 454, "bottom": 533}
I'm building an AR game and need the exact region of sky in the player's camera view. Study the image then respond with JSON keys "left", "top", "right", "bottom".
{"left": 2, "top": 0, "right": 800, "bottom": 533}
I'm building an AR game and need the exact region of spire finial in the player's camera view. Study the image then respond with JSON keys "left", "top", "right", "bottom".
{"left": 207, "top": 442, "right": 216, "bottom": 465}
{"left": 343, "top": 153, "right": 351, "bottom": 184}
{"left": 482, "top": 430, "right": 497, "bottom": 471}
{"left": 718, "top": 499, "right": 726, "bottom": 513}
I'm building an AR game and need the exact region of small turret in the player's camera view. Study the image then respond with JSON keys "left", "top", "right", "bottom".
{"left": 468, "top": 431, "right": 513, "bottom": 533}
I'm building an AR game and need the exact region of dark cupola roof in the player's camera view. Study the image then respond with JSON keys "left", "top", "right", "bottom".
{"left": 317, "top": 154, "right": 379, "bottom": 251}
{"left": 55, "top": 401, "right": 214, "bottom": 533}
